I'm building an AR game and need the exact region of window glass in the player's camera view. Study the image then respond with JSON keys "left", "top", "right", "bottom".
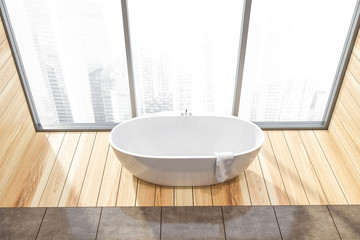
{"left": 239, "top": 0, "right": 357, "bottom": 122}
{"left": 5, "top": 0, "right": 131, "bottom": 124}
{"left": 128, "top": 0, "right": 244, "bottom": 115}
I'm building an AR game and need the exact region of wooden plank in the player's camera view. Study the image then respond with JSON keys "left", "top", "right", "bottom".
{"left": 0, "top": 40, "right": 11, "bottom": 69}
{"left": 97, "top": 148, "right": 122, "bottom": 207}
{"left": 268, "top": 131, "right": 309, "bottom": 205}
{"left": 245, "top": 156, "right": 270, "bottom": 205}
{"left": 330, "top": 116, "right": 360, "bottom": 177}
{"left": 0, "top": 75, "right": 24, "bottom": 120}
{"left": 315, "top": 130, "right": 360, "bottom": 204}
{"left": 116, "top": 167, "right": 138, "bottom": 206}
{"left": 174, "top": 187, "right": 193, "bottom": 206}
{"left": 333, "top": 101, "right": 360, "bottom": 155}
{"left": 299, "top": 131, "right": 347, "bottom": 204}
{"left": 0, "top": 120, "right": 34, "bottom": 191}
{"left": 193, "top": 186, "right": 213, "bottom": 206}
{"left": 0, "top": 87, "right": 29, "bottom": 159}
{"left": 0, "top": 36, "right": 359, "bottom": 209}
{"left": 284, "top": 131, "right": 328, "bottom": 205}
{"left": 0, "top": 21, "right": 6, "bottom": 44}
{"left": 229, "top": 173, "right": 251, "bottom": 206}
{"left": 155, "top": 186, "right": 173, "bottom": 206}
{"left": 58, "top": 132, "right": 96, "bottom": 207}
{"left": 258, "top": 133, "right": 289, "bottom": 205}
{"left": 77, "top": 132, "right": 109, "bottom": 207}
{"left": 38, "top": 132, "right": 81, "bottom": 207}
{"left": 0, "top": 79, "right": 24, "bottom": 118}
{"left": 0, "top": 95, "right": 25, "bottom": 133}
{"left": 0, "top": 56, "right": 16, "bottom": 93}
{"left": 18, "top": 132, "right": 65, "bottom": 207}
{"left": 0, "top": 74, "right": 21, "bottom": 118}
{"left": 0, "top": 132, "right": 49, "bottom": 207}
{"left": 0, "top": 103, "right": 30, "bottom": 163}
{"left": 343, "top": 71, "right": 360, "bottom": 107}
{"left": 348, "top": 53, "right": 360, "bottom": 81}
{"left": 352, "top": 36, "right": 360, "bottom": 60}
{"left": 212, "top": 182, "right": 232, "bottom": 206}
{"left": 0, "top": 92, "right": 27, "bottom": 132}
{"left": 136, "top": 180, "right": 156, "bottom": 206}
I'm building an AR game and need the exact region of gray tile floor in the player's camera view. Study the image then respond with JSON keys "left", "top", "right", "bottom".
{"left": 0, "top": 206, "right": 359, "bottom": 240}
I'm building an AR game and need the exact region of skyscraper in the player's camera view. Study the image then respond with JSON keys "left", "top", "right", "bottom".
{"left": 24, "top": 0, "right": 73, "bottom": 123}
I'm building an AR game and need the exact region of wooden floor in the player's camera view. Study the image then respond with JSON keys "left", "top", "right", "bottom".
{"left": 1, "top": 21, "right": 360, "bottom": 207}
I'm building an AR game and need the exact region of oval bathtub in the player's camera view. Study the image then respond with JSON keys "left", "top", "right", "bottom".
{"left": 109, "top": 116, "right": 264, "bottom": 186}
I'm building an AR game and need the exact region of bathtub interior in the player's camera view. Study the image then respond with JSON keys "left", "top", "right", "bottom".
{"left": 111, "top": 116, "right": 264, "bottom": 157}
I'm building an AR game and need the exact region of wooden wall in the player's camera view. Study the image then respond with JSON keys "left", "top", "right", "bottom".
{"left": 0, "top": 18, "right": 359, "bottom": 207}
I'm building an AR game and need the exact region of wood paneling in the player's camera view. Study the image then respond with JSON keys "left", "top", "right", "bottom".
{"left": 0, "top": 74, "right": 21, "bottom": 118}
{"left": 283, "top": 131, "right": 327, "bottom": 205}
{"left": 77, "top": 133, "right": 109, "bottom": 206}
{"left": 0, "top": 40, "right": 11, "bottom": 68}
{"left": 38, "top": 133, "right": 81, "bottom": 207}
{"left": 0, "top": 22, "right": 7, "bottom": 44}
{"left": 97, "top": 148, "right": 122, "bottom": 206}
{"left": 229, "top": 173, "right": 251, "bottom": 205}
{"left": 257, "top": 134, "right": 289, "bottom": 205}
{"left": 245, "top": 157, "right": 270, "bottom": 205}
{"left": 299, "top": 131, "right": 347, "bottom": 205}
{"left": 155, "top": 186, "right": 173, "bottom": 206}
{"left": 136, "top": 180, "right": 156, "bottom": 206}
{"left": 0, "top": 20, "right": 360, "bottom": 207}
{"left": 211, "top": 182, "right": 232, "bottom": 206}
{"left": 315, "top": 130, "right": 360, "bottom": 204}
{"left": 58, "top": 132, "right": 96, "bottom": 207}
{"left": 174, "top": 187, "right": 193, "bottom": 206}
{"left": 0, "top": 132, "right": 48, "bottom": 207}
{"left": 0, "top": 121, "right": 34, "bottom": 191}
{"left": 18, "top": 133, "right": 65, "bottom": 207}
{"left": 116, "top": 168, "right": 138, "bottom": 206}
{"left": 193, "top": 186, "right": 213, "bottom": 206}
{"left": 0, "top": 56, "right": 16, "bottom": 93}
{"left": 268, "top": 131, "right": 309, "bottom": 205}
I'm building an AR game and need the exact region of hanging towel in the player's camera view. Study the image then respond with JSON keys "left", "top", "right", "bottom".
{"left": 215, "top": 152, "right": 234, "bottom": 183}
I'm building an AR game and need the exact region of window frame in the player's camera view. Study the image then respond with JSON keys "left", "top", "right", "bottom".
{"left": 0, "top": 0, "right": 359, "bottom": 131}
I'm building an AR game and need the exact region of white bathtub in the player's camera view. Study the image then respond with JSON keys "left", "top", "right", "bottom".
{"left": 109, "top": 115, "right": 264, "bottom": 186}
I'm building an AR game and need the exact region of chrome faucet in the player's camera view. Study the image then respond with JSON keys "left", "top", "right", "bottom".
{"left": 181, "top": 109, "right": 192, "bottom": 116}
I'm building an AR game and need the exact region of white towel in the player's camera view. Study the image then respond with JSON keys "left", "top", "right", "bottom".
{"left": 215, "top": 152, "right": 234, "bottom": 183}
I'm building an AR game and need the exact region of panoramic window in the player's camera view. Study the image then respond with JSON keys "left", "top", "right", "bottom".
{"left": 4, "top": 0, "right": 131, "bottom": 126}
{"left": 128, "top": 0, "right": 244, "bottom": 115}
{"left": 239, "top": 0, "right": 357, "bottom": 123}
{"left": 1, "top": 0, "right": 359, "bottom": 130}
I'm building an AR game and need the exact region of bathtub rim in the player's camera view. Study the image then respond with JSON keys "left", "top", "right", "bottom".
{"left": 109, "top": 115, "right": 264, "bottom": 160}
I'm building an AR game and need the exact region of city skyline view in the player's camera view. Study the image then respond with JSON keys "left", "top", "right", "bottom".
{"left": 4, "top": 0, "right": 357, "bottom": 126}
